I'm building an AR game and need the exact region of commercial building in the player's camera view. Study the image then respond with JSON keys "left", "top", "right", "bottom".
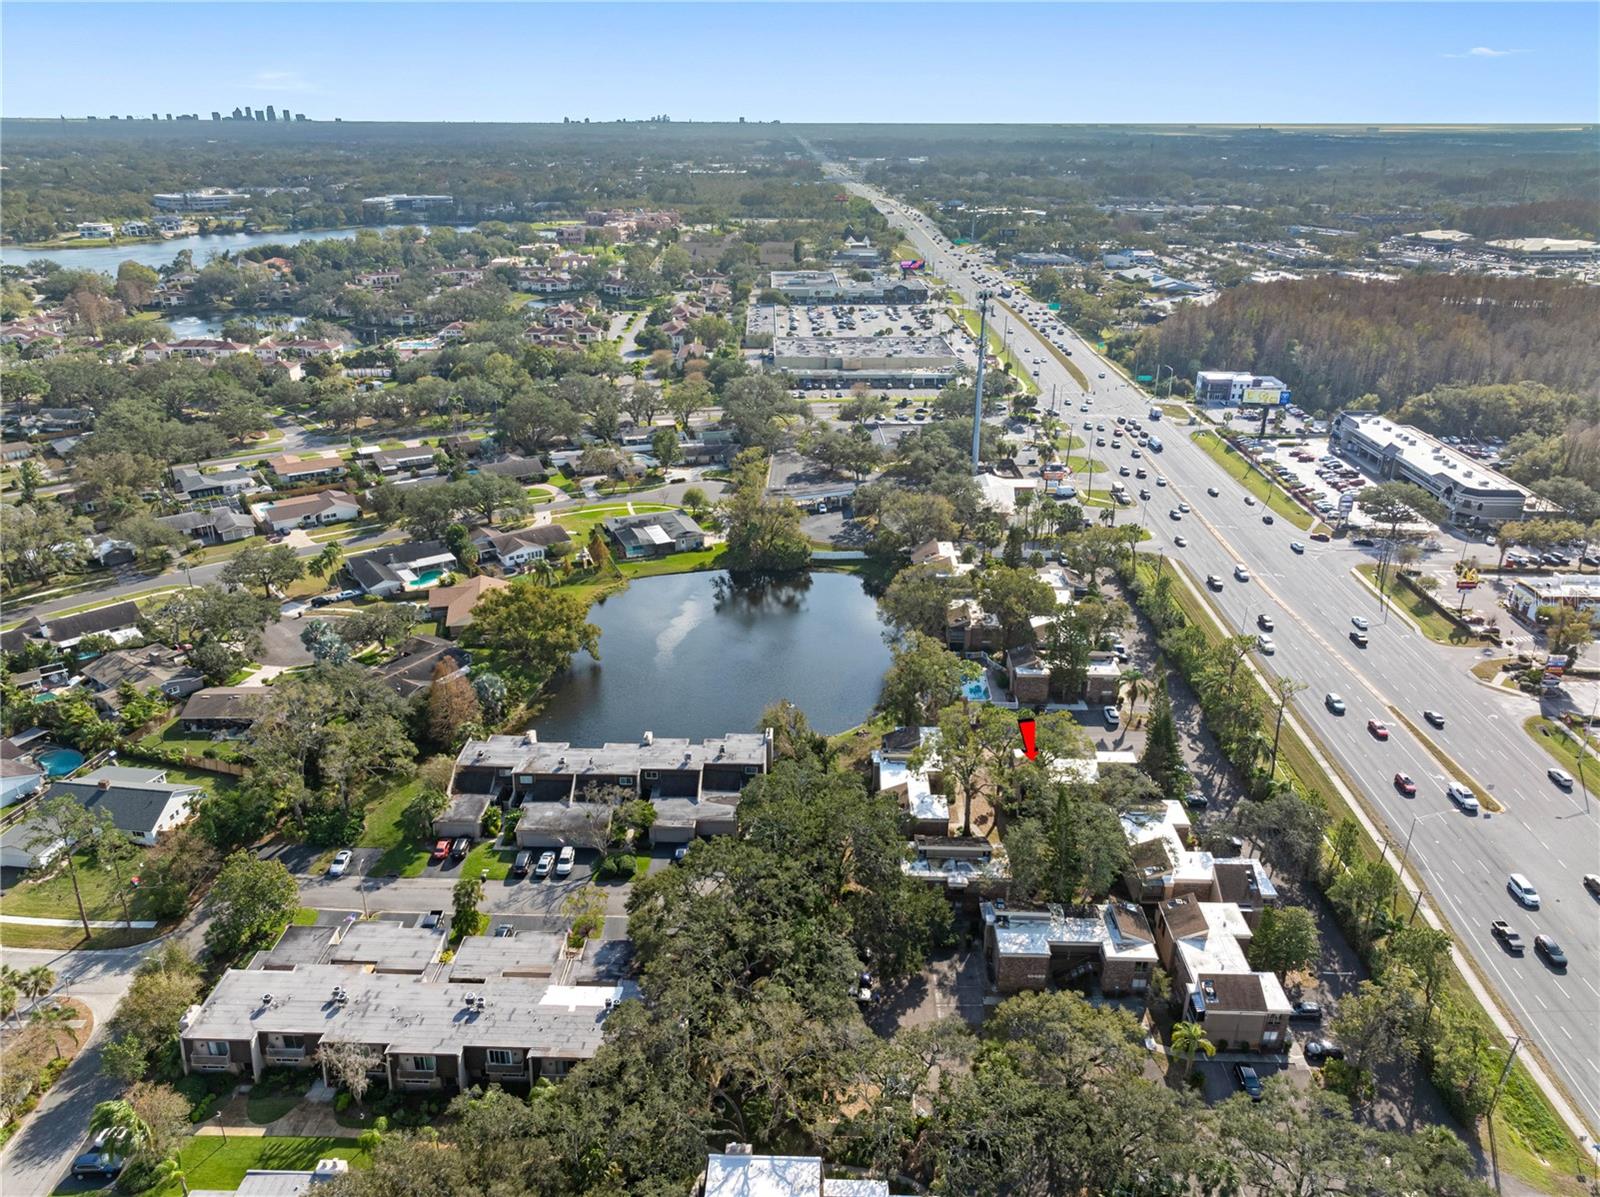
{"left": 1330, "top": 412, "right": 1532, "bottom": 524}
{"left": 770, "top": 336, "right": 959, "bottom": 389}
{"left": 1507, "top": 574, "right": 1600, "bottom": 623}
{"left": 1192, "top": 371, "right": 1290, "bottom": 408}
{"left": 768, "top": 270, "right": 928, "bottom": 305}
{"left": 361, "top": 194, "right": 455, "bottom": 215}
{"left": 1485, "top": 237, "right": 1598, "bottom": 260}
{"left": 152, "top": 189, "right": 249, "bottom": 212}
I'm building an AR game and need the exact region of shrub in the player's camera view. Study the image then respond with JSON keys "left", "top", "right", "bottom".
{"left": 334, "top": 1092, "right": 352, "bottom": 1113}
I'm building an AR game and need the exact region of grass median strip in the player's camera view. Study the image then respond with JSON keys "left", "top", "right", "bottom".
{"left": 1354, "top": 564, "right": 1481, "bottom": 645}
{"left": 1387, "top": 706, "right": 1504, "bottom": 812}
{"left": 1189, "top": 430, "right": 1313, "bottom": 530}
{"left": 1524, "top": 716, "right": 1596, "bottom": 782}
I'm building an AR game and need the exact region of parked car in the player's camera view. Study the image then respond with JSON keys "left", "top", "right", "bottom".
{"left": 1290, "top": 1000, "right": 1323, "bottom": 1022}
{"left": 422, "top": 908, "right": 445, "bottom": 929}
{"left": 493, "top": 924, "right": 516, "bottom": 938}
{"left": 1232, "top": 1063, "right": 1264, "bottom": 1102}
{"left": 1303, "top": 1040, "right": 1345, "bottom": 1065}
{"left": 327, "top": 849, "right": 353, "bottom": 878}
{"left": 1184, "top": 791, "right": 1209, "bottom": 811}
{"left": 672, "top": 844, "right": 689, "bottom": 865}
{"left": 512, "top": 850, "right": 533, "bottom": 878}
{"left": 449, "top": 837, "right": 471, "bottom": 861}
{"left": 534, "top": 850, "right": 555, "bottom": 879}
{"left": 555, "top": 845, "right": 576, "bottom": 877}
{"left": 71, "top": 1150, "right": 125, "bottom": 1180}
{"left": 430, "top": 839, "right": 452, "bottom": 863}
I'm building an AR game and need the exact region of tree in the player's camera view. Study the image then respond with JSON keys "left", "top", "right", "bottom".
{"left": 466, "top": 583, "right": 600, "bottom": 694}
{"left": 1138, "top": 672, "right": 1186, "bottom": 798}
{"left": 338, "top": 602, "right": 419, "bottom": 650}
{"left": 1170, "top": 1019, "right": 1215, "bottom": 1078}
{"left": 651, "top": 426, "right": 682, "bottom": 472}
{"left": 300, "top": 619, "right": 353, "bottom": 664}
{"left": 721, "top": 449, "right": 811, "bottom": 573}
{"left": 976, "top": 565, "right": 1056, "bottom": 648}
{"left": 17, "top": 963, "right": 56, "bottom": 1011}
{"left": 878, "top": 563, "right": 969, "bottom": 639}
{"left": 1, "top": 502, "right": 91, "bottom": 584}
{"left": 1224, "top": 790, "right": 1329, "bottom": 882}
{"left": 562, "top": 884, "right": 607, "bottom": 945}
{"left": 102, "top": 943, "right": 202, "bottom": 1084}
{"left": 1247, "top": 905, "right": 1320, "bottom": 976}
{"left": 452, "top": 874, "right": 484, "bottom": 940}
{"left": 1331, "top": 978, "right": 1420, "bottom": 1102}
{"left": 1540, "top": 603, "right": 1593, "bottom": 663}
{"left": 318, "top": 1040, "right": 385, "bottom": 1105}
{"left": 879, "top": 632, "right": 971, "bottom": 727}
{"left": 427, "top": 665, "right": 482, "bottom": 748}
{"left": 459, "top": 473, "right": 528, "bottom": 526}
{"left": 89, "top": 1098, "right": 154, "bottom": 1158}
{"left": 24, "top": 798, "right": 94, "bottom": 935}
{"left": 401, "top": 782, "right": 450, "bottom": 843}
{"left": 309, "top": 542, "right": 345, "bottom": 579}
{"left": 497, "top": 386, "right": 583, "bottom": 453}
{"left": 203, "top": 851, "right": 298, "bottom": 961}
{"left": 219, "top": 544, "right": 303, "bottom": 596}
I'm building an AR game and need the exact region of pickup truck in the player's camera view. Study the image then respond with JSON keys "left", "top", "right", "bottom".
{"left": 1491, "top": 920, "right": 1525, "bottom": 953}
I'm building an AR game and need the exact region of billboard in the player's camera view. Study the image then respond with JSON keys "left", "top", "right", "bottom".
{"left": 1241, "top": 387, "right": 1293, "bottom": 407}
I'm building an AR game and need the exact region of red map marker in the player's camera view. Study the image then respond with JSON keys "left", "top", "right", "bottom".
{"left": 1018, "top": 715, "right": 1038, "bottom": 761}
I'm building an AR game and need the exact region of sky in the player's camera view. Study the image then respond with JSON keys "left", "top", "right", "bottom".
{"left": 2, "top": 2, "right": 1595, "bottom": 125}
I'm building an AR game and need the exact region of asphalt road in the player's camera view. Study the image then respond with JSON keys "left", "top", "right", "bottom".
{"left": 845, "top": 172, "right": 1600, "bottom": 1137}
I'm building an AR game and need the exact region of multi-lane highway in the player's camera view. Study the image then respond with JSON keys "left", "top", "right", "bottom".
{"left": 838, "top": 168, "right": 1600, "bottom": 1138}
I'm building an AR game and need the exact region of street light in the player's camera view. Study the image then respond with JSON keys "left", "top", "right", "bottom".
{"left": 1396, "top": 809, "right": 1453, "bottom": 922}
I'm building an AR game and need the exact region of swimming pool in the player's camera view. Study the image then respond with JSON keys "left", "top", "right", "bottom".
{"left": 964, "top": 677, "right": 992, "bottom": 702}
{"left": 36, "top": 747, "right": 86, "bottom": 777}
{"left": 410, "top": 568, "right": 447, "bottom": 589}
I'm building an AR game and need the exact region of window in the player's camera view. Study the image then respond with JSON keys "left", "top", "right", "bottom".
{"left": 487, "top": 1049, "right": 517, "bottom": 1068}
{"left": 273, "top": 1035, "right": 305, "bottom": 1050}
{"left": 616, "top": 777, "right": 633, "bottom": 787}
{"left": 407, "top": 1055, "right": 436, "bottom": 1073}
{"left": 203, "top": 1041, "right": 230, "bottom": 1057}
{"left": 642, "top": 770, "right": 659, "bottom": 781}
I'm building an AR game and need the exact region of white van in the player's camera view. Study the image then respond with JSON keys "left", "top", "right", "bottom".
{"left": 1507, "top": 873, "right": 1540, "bottom": 909}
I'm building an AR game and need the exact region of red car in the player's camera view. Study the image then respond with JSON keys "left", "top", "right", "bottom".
{"left": 1393, "top": 772, "right": 1416, "bottom": 795}
{"left": 430, "top": 838, "right": 451, "bottom": 863}
{"left": 1367, "top": 719, "right": 1389, "bottom": 740}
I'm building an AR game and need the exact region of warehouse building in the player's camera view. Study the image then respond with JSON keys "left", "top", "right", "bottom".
{"left": 1330, "top": 412, "right": 1531, "bottom": 525}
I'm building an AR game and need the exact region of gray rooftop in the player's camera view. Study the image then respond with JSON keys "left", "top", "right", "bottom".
{"left": 457, "top": 730, "right": 770, "bottom": 779}
{"left": 982, "top": 901, "right": 1158, "bottom": 962}
{"left": 449, "top": 932, "right": 566, "bottom": 981}
{"left": 182, "top": 965, "right": 636, "bottom": 1060}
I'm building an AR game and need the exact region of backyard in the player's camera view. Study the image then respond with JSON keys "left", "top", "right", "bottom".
{"left": 147, "top": 1136, "right": 371, "bottom": 1196}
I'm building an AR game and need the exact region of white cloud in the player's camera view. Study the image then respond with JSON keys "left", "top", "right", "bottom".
{"left": 1443, "top": 46, "right": 1524, "bottom": 59}
{"left": 245, "top": 70, "right": 318, "bottom": 94}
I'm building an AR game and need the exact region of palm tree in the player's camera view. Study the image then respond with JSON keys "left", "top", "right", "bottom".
{"left": 151, "top": 1156, "right": 190, "bottom": 1196}
{"left": 18, "top": 965, "right": 55, "bottom": 1011}
{"left": 0, "top": 981, "right": 18, "bottom": 1026}
{"left": 89, "top": 1099, "right": 154, "bottom": 1157}
{"left": 1171, "top": 1020, "right": 1216, "bottom": 1078}
{"left": 311, "top": 543, "right": 345, "bottom": 579}
{"left": 30, "top": 1003, "right": 80, "bottom": 1060}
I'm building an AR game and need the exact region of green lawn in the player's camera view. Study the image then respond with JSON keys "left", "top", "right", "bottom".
{"left": 1189, "top": 430, "right": 1313, "bottom": 530}
{"left": 1354, "top": 565, "right": 1477, "bottom": 645}
{"left": 360, "top": 777, "right": 432, "bottom": 877}
{"left": 152, "top": 1136, "right": 370, "bottom": 1195}
{"left": 139, "top": 717, "right": 245, "bottom": 762}
{"left": 616, "top": 547, "right": 727, "bottom": 578}
{"left": 1525, "top": 716, "right": 1596, "bottom": 784}
{"left": 556, "top": 502, "right": 675, "bottom": 540}
{"left": 461, "top": 840, "right": 519, "bottom": 881}
{"left": 0, "top": 849, "right": 162, "bottom": 924}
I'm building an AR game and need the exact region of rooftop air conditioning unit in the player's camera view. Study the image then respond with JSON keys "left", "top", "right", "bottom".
{"left": 260, "top": 993, "right": 275, "bottom": 1007}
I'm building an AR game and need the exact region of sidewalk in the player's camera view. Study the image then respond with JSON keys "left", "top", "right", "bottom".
{"left": 0, "top": 914, "right": 158, "bottom": 929}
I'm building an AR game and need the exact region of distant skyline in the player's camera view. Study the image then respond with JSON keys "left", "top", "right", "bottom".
{"left": 3, "top": 2, "right": 1595, "bottom": 125}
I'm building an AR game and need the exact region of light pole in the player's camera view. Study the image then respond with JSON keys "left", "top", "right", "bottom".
{"left": 1396, "top": 809, "right": 1452, "bottom": 921}
{"left": 971, "top": 290, "right": 993, "bottom": 473}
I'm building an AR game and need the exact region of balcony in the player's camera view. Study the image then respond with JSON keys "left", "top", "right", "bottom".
{"left": 188, "top": 1054, "right": 233, "bottom": 1072}
{"left": 264, "top": 1048, "right": 308, "bottom": 1065}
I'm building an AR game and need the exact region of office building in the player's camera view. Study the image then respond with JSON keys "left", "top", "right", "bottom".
{"left": 153, "top": 188, "right": 249, "bottom": 212}
{"left": 1330, "top": 412, "right": 1532, "bottom": 524}
{"left": 1192, "top": 371, "right": 1290, "bottom": 408}
{"left": 768, "top": 270, "right": 928, "bottom": 305}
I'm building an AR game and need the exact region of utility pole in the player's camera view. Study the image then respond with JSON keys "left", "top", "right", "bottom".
{"left": 971, "top": 289, "right": 992, "bottom": 473}
{"left": 1486, "top": 1036, "right": 1523, "bottom": 1117}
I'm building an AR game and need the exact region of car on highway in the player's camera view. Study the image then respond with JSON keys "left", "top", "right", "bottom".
{"left": 534, "top": 850, "right": 556, "bottom": 879}
{"left": 1233, "top": 1063, "right": 1264, "bottom": 1102}
{"left": 1206, "top": 574, "right": 1223, "bottom": 590}
{"left": 1350, "top": 631, "right": 1369, "bottom": 647}
{"left": 1290, "top": 541, "right": 1305, "bottom": 554}
{"left": 1491, "top": 920, "right": 1525, "bottom": 952}
{"left": 1233, "top": 564, "right": 1250, "bottom": 582}
{"left": 1207, "top": 486, "right": 1220, "bottom": 497}
{"left": 1304, "top": 1040, "right": 1346, "bottom": 1065}
{"left": 1507, "top": 873, "right": 1541, "bottom": 908}
{"left": 1394, "top": 772, "right": 1416, "bottom": 795}
{"left": 1139, "top": 488, "right": 1151, "bottom": 500}
{"left": 1423, "top": 710, "right": 1446, "bottom": 728}
{"left": 1547, "top": 767, "right": 1574, "bottom": 790}
{"left": 1446, "top": 783, "right": 1480, "bottom": 814}
{"left": 1257, "top": 635, "right": 1275, "bottom": 654}
{"left": 1325, "top": 693, "right": 1346, "bottom": 715}
{"left": 1367, "top": 719, "right": 1389, "bottom": 740}
{"left": 1585, "top": 874, "right": 1600, "bottom": 898}
{"left": 1174, "top": 535, "right": 1187, "bottom": 547}
{"left": 1351, "top": 616, "right": 1369, "bottom": 630}
{"left": 1156, "top": 476, "right": 1167, "bottom": 486}
{"left": 1169, "top": 508, "right": 1182, "bottom": 520}
{"left": 1311, "top": 531, "right": 1331, "bottom": 542}
{"left": 1533, "top": 935, "right": 1568, "bottom": 969}
{"left": 1119, "top": 465, "right": 1131, "bottom": 476}
{"left": 1098, "top": 371, "right": 1106, "bottom": 379}
{"left": 1244, "top": 496, "right": 1257, "bottom": 506}
{"left": 1179, "top": 502, "right": 1190, "bottom": 513}
{"left": 1262, "top": 513, "right": 1274, "bottom": 525}
{"left": 1257, "top": 614, "right": 1275, "bottom": 631}
{"left": 327, "top": 849, "right": 353, "bottom": 877}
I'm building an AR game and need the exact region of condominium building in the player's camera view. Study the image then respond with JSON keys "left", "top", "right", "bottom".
{"left": 152, "top": 189, "right": 249, "bottom": 212}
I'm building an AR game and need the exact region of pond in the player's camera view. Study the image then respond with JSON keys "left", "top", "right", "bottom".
{"left": 533, "top": 570, "right": 891, "bottom": 745}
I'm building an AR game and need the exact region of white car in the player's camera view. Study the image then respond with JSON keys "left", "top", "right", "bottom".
{"left": 1233, "top": 564, "right": 1250, "bottom": 582}
{"left": 1351, "top": 616, "right": 1369, "bottom": 631}
{"left": 1155, "top": 477, "right": 1167, "bottom": 487}
{"left": 555, "top": 845, "right": 577, "bottom": 877}
{"left": 1446, "top": 783, "right": 1480, "bottom": 814}
{"left": 327, "top": 850, "right": 354, "bottom": 878}
{"left": 1547, "top": 768, "right": 1574, "bottom": 790}
{"left": 1257, "top": 636, "right": 1276, "bottom": 654}
{"left": 1103, "top": 706, "right": 1121, "bottom": 728}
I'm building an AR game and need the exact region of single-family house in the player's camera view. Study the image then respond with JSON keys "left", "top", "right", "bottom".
{"left": 158, "top": 507, "right": 257, "bottom": 545}
{"left": 180, "top": 687, "right": 263, "bottom": 734}
{"left": 252, "top": 490, "right": 361, "bottom": 534}
{"left": 369, "top": 447, "right": 438, "bottom": 474}
{"left": 426, "top": 576, "right": 507, "bottom": 636}
{"left": 600, "top": 511, "right": 705, "bottom": 559}
{"left": 473, "top": 524, "right": 571, "bottom": 571}
{"left": 39, "top": 765, "right": 203, "bottom": 846}
{"left": 703, "top": 1146, "right": 904, "bottom": 1197}
{"left": 171, "top": 465, "right": 257, "bottom": 503}
{"left": 265, "top": 454, "right": 346, "bottom": 485}
{"left": 345, "top": 541, "right": 457, "bottom": 597}
{"left": 3, "top": 600, "right": 143, "bottom": 653}
{"left": 79, "top": 645, "right": 206, "bottom": 714}
{"left": 1, "top": 441, "right": 34, "bottom": 462}
{"left": 370, "top": 635, "right": 470, "bottom": 700}
{"left": 871, "top": 726, "right": 949, "bottom": 836}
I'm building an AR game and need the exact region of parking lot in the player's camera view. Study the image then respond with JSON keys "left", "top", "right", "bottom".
{"left": 773, "top": 301, "right": 948, "bottom": 341}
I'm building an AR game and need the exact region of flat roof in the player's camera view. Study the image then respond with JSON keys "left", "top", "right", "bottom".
{"left": 983, "top": 902, "right": 1157, "bottom": 962}
{"left": 704, "top": 1153, "right": 822, "bottom": 1197}
{"left": 183, "top": 966, "right": 635, "bottom": 1060}
{"left": 449, "top": 932, "right": 565, "bottom": 981}
{"left": 873, "top": 753, "right": 948, "bottom": 823}
{"left": 1335, "top": 413, "right": 1531, "bottom": 499}
{"left": 457, "top": 731, "right": 770, "bottom": 778}
{"left": 772, "top": 335, "right": 954, "bottom": 357}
